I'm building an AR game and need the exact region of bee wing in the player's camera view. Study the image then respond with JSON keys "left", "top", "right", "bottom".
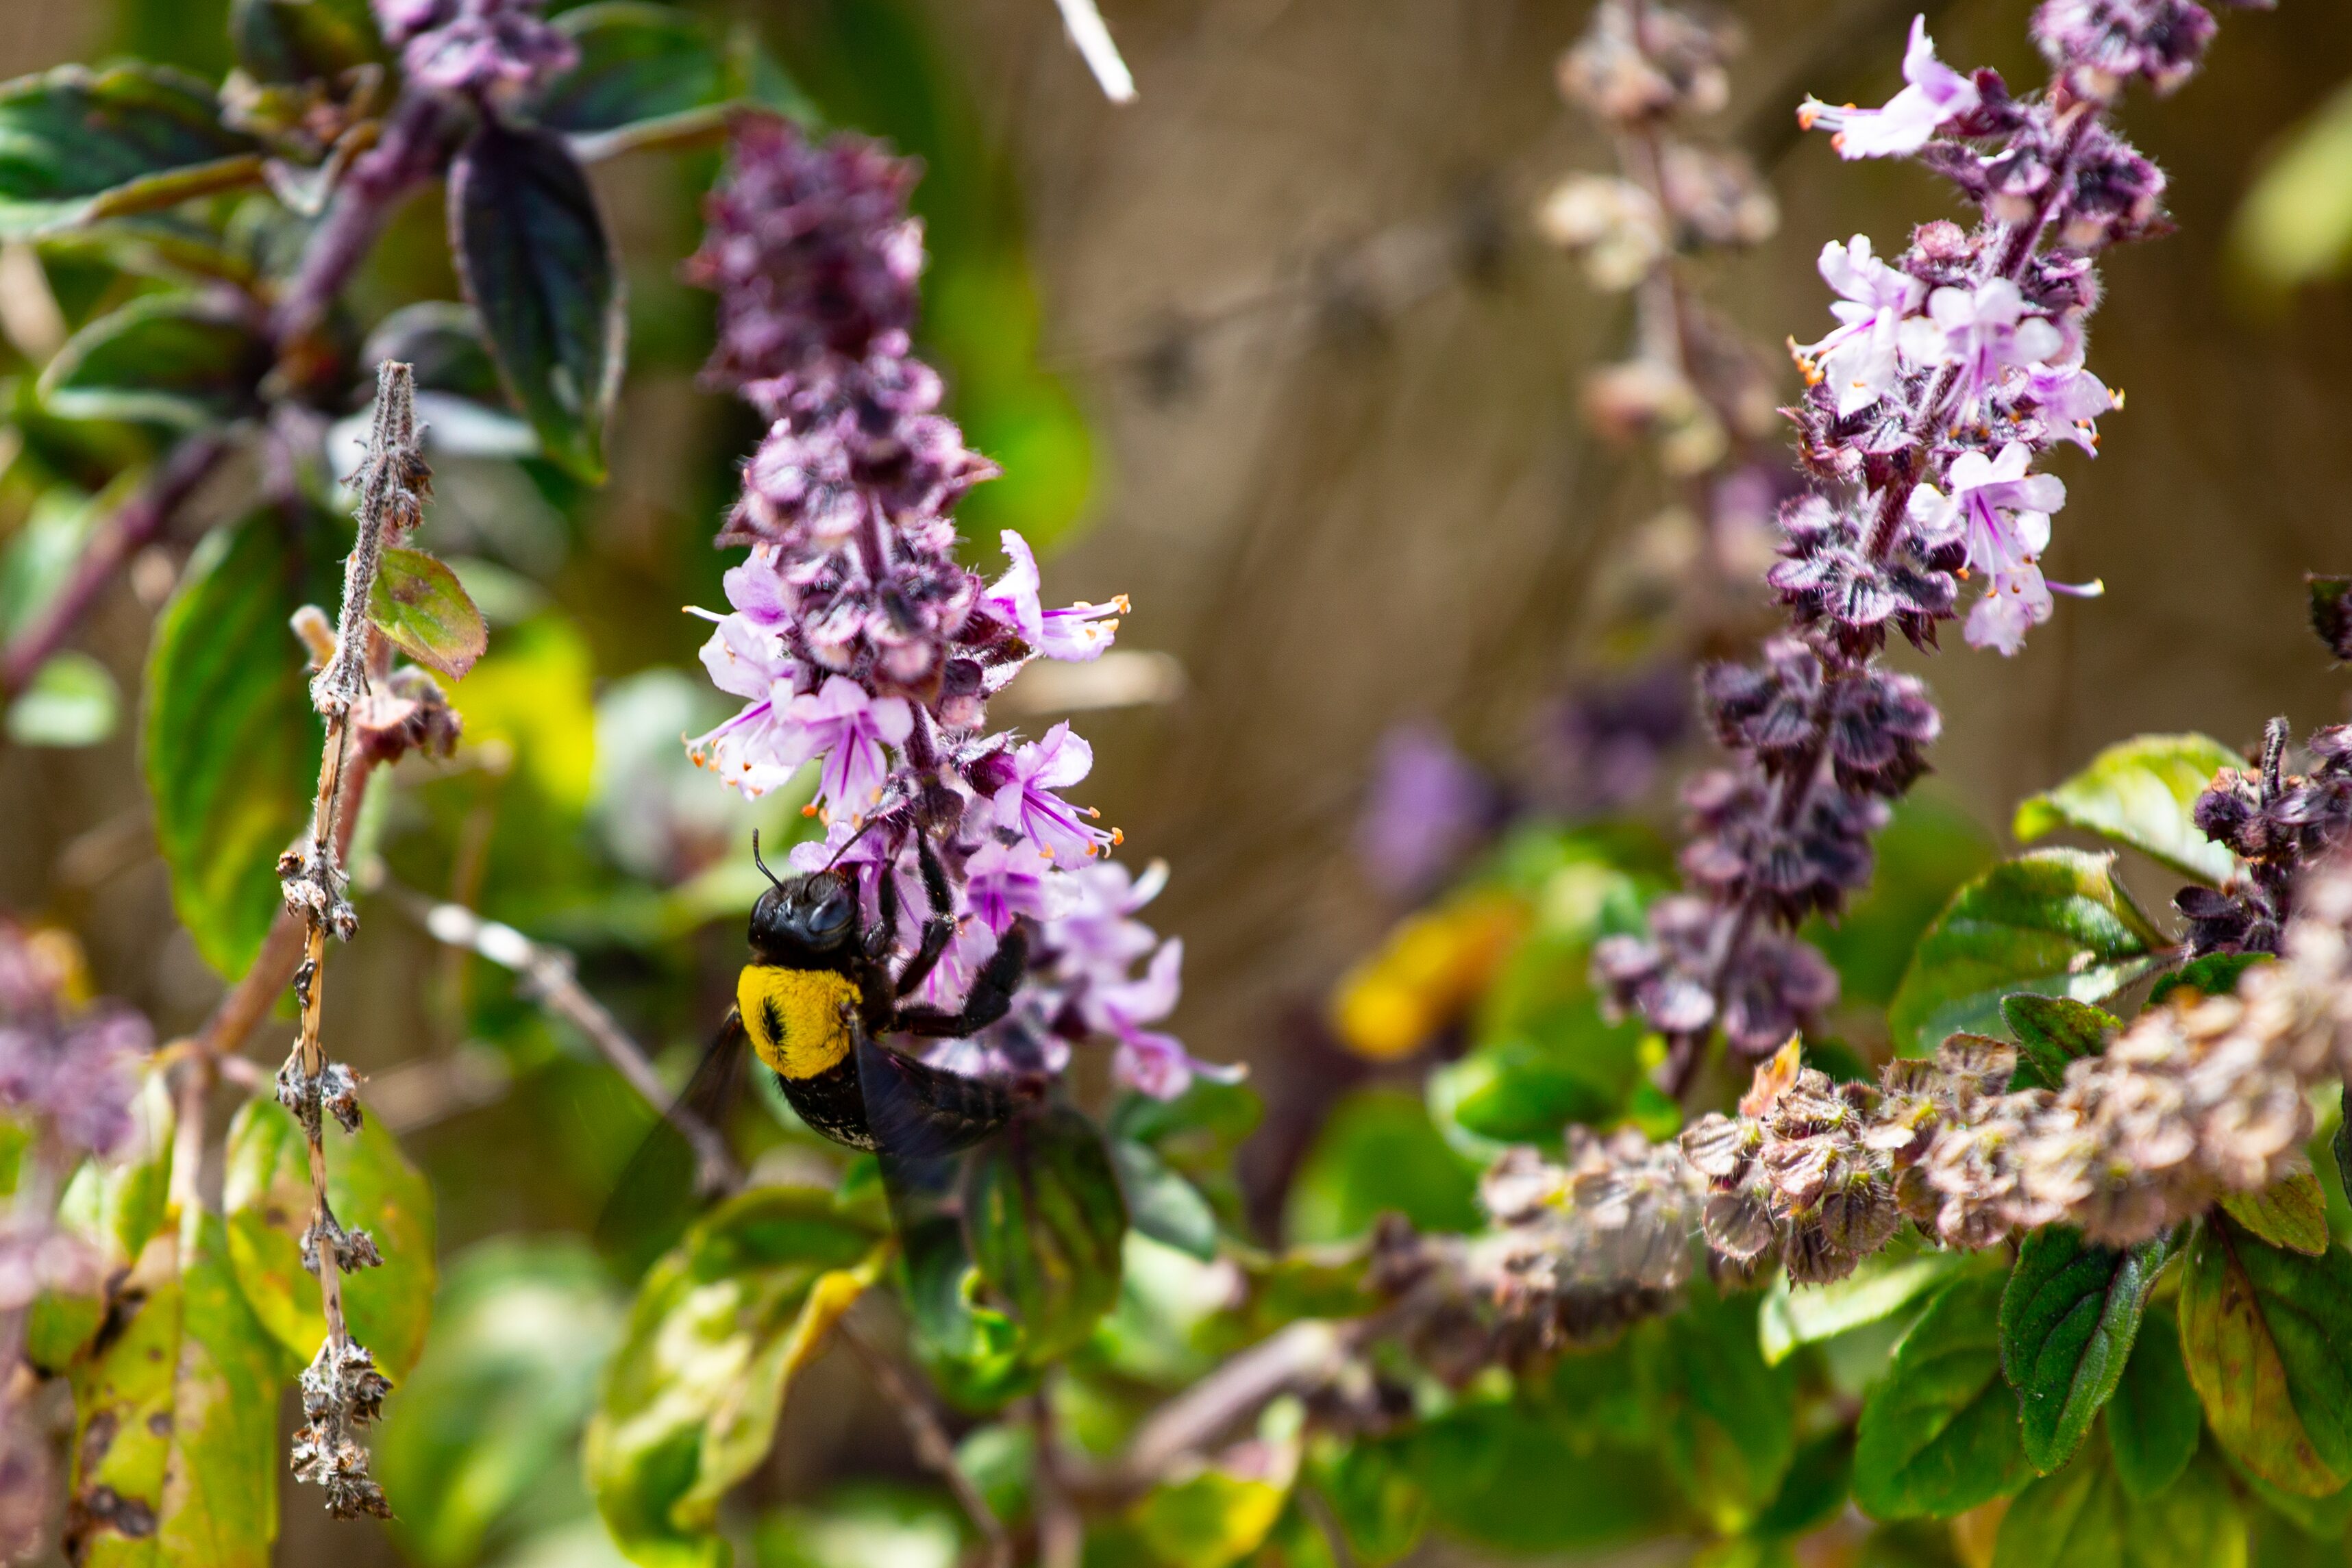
{"left": 853, "top": 1022, "right": 1031, "bottom": 1163}
{"left": 595, "top": 1009, "right": 749, "bottom": 1267}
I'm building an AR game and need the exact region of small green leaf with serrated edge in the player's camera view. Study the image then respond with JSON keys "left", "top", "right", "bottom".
{"left": 448, "top": 119, "right": 623, "bottom": 483}
{"left": 369, "top": 547, "right": 487, "bottom": 680}
{"left": 221, "top": 1097, "right": 437, "bottom": 1380}
{"left": 2002, "top": 995, "right": 2120, "bottom": 1093}
{"left": 1855, "top": 1269, "right": 2031, "bottom": 1520}
{"left": 2149, "top": 951, "right": 2271, "bottom": 1007}
{"left": 2001, "top": 1227, "right": 2172, "bottom": 1474}
{"left": 2219, "top": 1171, "right": 2331, "bottom": 1256}
{"left": 584, "top": 1186, "right": 882, "bottom": 1567}
{"left": 963, "top": 1106, "right": 1127, "bottom": 1361}
{"left": 39, "top": 292, "right": 267, "bottom": 429}
{"left": 65, "top": 1204, "right": 285, "bottom": 1568}
{"left": 1887, "top": 851, "right": 2164, "bottom": 1058}
{"left": 2013, "top": 733, "right": 2244, "bottom": 886}
{"left": 0, "top": 63, "right": 263, "bottom": 236}
{"left": 143, "top": 503, "right": 341, "bottom": 977}
{"left": 2109, "top": 1306, "right": 2200, "bottom": 1502}
{"left": 2179, "top": 1216, "right": 2352, "bottom": 1497}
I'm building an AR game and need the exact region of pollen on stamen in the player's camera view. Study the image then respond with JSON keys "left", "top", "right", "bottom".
{"left": 802, "top": 802, "right": 820, "bottom": 817}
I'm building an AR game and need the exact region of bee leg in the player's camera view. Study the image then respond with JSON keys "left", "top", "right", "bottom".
{"left": 895, "top": 925, "right": 1028, "bottom": 1037}
{"left": 891, "top": 833, "right": 958, "bottom": 998}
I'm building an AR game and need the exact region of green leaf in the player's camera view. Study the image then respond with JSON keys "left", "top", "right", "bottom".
{"left": 39, "top": 293, "right": 267, "bottom": 429}
{"left": 221, "top": 1096, "right": 437, "bottom": 1380}
{"left": 962, "top": 1106, "right": 1126, "bottom": 1361}
{"left": 2178, "top": 1218, "right": 2352, "bottom": 1496}
{"left": 368, "top": 547, "right": 488, "bottom": 680}
{"left": 900, "top": 1215, "right": 1034, "bottom": 1412}
{"left": 1283, "top": 1088, "right": 1481, "bottom": 1245}
{"left": 1642, "top": 1289, "right": 1797, "bottom": 1532}
{"left": 1752, "top": 1428, "right": 1856, "bottom": 1541}
{"left": 448, "top": 119, "right": 623, "bottom": 483}
{"left": 0, "top": 63, "right": 263, "bottom": 236}
{"left": 584, "top": 1186, "right": 883, "bottom": 1568}
{"left": 230, "top": 0, "right": 383, "bottom": 84}
{"left": 1807, "top": 792, "right": 1999, "bottom": 1010}
{"left": 1887, "top": 851, "right": 2165, "bottom": 1058}
{"left": 363, "top": 301, "right": 505, "bottom": 404}
{"left": 142, "top": 503, "right": 340, "bottom": 977}
{"left": 536, "top": 2, "right": 735, "bottom": 160}
{"left": 1415, "top": 1399, "right": 1679, "bottom": 1554}
{"left": 2219, "top": 1171, "right": 2332, "bottom": 1257}
{"left": 66, "top": 1205, "right": 285, "bottom": 1567}
{"left": 1854, "top": 1270, "right": 2031, "bottom": 1519}
{"left": 1311, "top": 1437, "right": 1426, "bottom": 1568}
{"left": 2149, "top": 952, "right": 2270, "bottom": 1008}
{"left": 2001, "top": 996, "right": 2120, "bottom": 1093}
{"left": 1759, "top": 1249, "right": 1964, "bottom": 1365}
{"left": 1111, "top": 1137, "right": 1218, "bottom": 1262}
{"left": 6, "top": 649, "right": 118, "bottom": 746}
{"left": 376, "top": 1238, "right": 625, "bottom": 1568}
{"left": 2107, "top": 1306, "right": 2200, "bottom": 1502}
{"left": 2013, "top": 734, "right": 2244, "bottom": 886}
{"left": 2000, "top": 1228, "right": 2170, "bottom": 1473}
{"left": 1993, "top": 1439, "right": 2246, "bottom": 1568}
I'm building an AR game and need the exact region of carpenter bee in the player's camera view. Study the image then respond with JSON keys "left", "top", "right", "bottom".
{"left": 732, "top": 827, "right": 1037, "bottom": 1156}
{"left": 599, "top": 828, "right": 1041, "bottom": 1260}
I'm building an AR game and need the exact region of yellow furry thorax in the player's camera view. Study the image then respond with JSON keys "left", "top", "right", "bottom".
{"left": 737, "top": 965, "right": 862, "bottom": 1078}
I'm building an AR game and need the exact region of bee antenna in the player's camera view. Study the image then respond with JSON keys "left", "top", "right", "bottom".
{"left": 751, "top": 830, "right": 784, "bottom": 889}
{"left": 824, "top": 812, "right": 888, "bottom": 871}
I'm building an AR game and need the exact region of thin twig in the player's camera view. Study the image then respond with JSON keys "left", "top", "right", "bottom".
{"left": 193, "top": 755, "right": 379, "bottom": 1068}
{"left": 1029, "top": 1395, "right": 1085, "bottom": 1568}
{"left": 839, "top": 1322, "right": 1010, "bottom": 1568}
{"left": 0, "top": 431, "right": 230, "bottom": 695}
{"left": 375, "top": 878, "right": 743, "bottom": 1192}
{"left": 276, "top": 362, "right": 425, "bottom": 1521}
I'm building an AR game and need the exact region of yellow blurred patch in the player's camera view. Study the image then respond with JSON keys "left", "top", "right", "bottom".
{"left": 1328, "top": 891, "right": 1529, "bottom": 1061}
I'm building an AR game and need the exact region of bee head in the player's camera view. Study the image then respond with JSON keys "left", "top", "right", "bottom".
{"left": 747, "top": 833, "right": 861, "bottom": 958}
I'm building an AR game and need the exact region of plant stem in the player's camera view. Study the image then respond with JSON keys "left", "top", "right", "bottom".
{"left": 839, "top": 1322, "right": 1009, "bottom": 1568}
{"left": 380, "top": 880, "right": 743, "bottom": 1192}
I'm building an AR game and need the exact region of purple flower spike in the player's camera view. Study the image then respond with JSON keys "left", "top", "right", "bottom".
{"left": 1800, "top": 16, "right": 1981, "bottom": 160}
{"left": 682, "top": 120, "right": 1217, "bottom": 1097}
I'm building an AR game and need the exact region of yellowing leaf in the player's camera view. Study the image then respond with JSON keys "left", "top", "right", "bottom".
{"left": 221, "top": 1098, "right": 437, "bottom": 1380}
